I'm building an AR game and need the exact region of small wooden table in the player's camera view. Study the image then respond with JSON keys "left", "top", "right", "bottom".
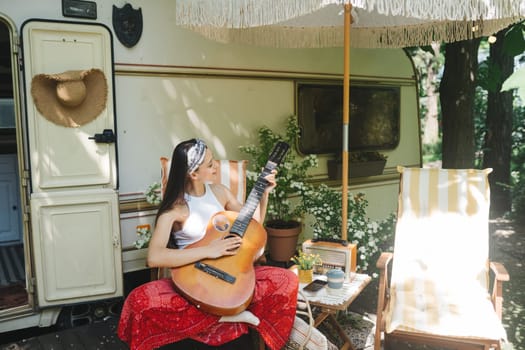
{"left": 299, "top": 273, "right": 371, "bottom": 350}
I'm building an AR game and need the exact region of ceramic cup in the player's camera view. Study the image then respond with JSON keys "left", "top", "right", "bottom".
{"left": 326, "top": 269, "right": 345, "bottom": 289}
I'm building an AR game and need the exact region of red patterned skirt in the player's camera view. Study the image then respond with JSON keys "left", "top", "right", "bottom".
{"left": 118, "top": 266, "right": 298, "bottom": 350}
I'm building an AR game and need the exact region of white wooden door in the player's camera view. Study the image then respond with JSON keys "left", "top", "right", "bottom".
{"left": 30, "top": 190, "right": 121, "bottom": 305}
{"left": 22, "top": 20, "right": 122, "bottom": 307}
{"left": 22, "top": 21, "right": 117, "bottom": 190}
{"left": 0, "top": 154, "right": 21, "bottom": 245}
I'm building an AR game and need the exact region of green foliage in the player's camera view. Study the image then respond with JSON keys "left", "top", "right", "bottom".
{"left": 501, "top": 23, "right": 525, "bottom": 101}
{"left": 503, "top": 66, "right": 525, "bottom": 101}
{"left": 302, "top": 183, "right": 395, "bottom": 273}
{"left": 503, "top": 23, "right": 525, "bottom": 57}
{"left": 133, "top": 226, "right": 152, "bottom": 249}
{"left": 512, "top": 177, "right": 525, "bottom": 225}
{"left": 422, "top": 141, "right": 442, "bottom": 163}
{"left": 239, "top": 115, "right": 318, "bottom": 226}
{"left": 478, "top": 59, "right": 503, "bottom": 93}
{"left": 511, "top": 105, "right": 525, "bottom": 225}
{"left": 474, "top": 86, "right": 488, "bottom": 168}
{"left": 291, "top": 251, "right": 322, "bottom": 270}
{"left": 349, "top": 151, "right": 387, "bottom": 162}
{"left": 144, "top": 182, "right": 161, "bottom": 205}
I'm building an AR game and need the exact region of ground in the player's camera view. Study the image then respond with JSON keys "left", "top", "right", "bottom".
{"left": 490, "top": 218, "right": 524, "bottom": 350}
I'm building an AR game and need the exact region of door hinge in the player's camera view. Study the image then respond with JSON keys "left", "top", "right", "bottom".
{"left": 113, "top": 235, "right": 120, "bottom": 248}
{"left": 12, "top": 33, "right": 19, "bottom": 54}
{"left": 28, "top": 277, "right": 36, "bottom": 294}
{"left": 22, "top": 170, "right": 30, "bottom": 184}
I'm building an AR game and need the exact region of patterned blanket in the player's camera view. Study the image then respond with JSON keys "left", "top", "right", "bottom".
{"left": 118, "top": 266, "right": 298, "bottom": 350}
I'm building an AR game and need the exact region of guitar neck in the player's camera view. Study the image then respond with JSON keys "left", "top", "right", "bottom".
{"left": 230, "top": 142, "right": 289, "bottom": 236}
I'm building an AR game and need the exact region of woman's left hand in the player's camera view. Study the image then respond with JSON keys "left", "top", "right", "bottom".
{"left": 264, "top": 170, "right": 277, "bottom": 194}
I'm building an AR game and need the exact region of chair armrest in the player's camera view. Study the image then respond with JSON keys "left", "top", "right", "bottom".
{"left": 490, "top": 261, "right": 509, "bottom": 320}
{"left": 377, "top": 252, "right": 393, "bottom": 270}
{"left": 375, "top": 252, "right": 393, "bottom": 347}
{"left": 490, "top": 261, "right": 509, "bottom": 281}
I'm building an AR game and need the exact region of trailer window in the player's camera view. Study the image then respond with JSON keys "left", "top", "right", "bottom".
{"left": 296, "top": 82, "right": 400, "bottom": 155}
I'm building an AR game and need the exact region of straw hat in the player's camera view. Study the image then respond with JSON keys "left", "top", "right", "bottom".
{"left": 31, "top": 68, "right": 108, "bottom": 127}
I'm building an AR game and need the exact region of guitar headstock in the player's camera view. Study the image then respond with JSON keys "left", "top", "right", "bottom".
{"left": 231, "top": 141, "right": 290, "bottom": 235}
{"left": 266, "top": 141, "right": 290, "bottom": 170}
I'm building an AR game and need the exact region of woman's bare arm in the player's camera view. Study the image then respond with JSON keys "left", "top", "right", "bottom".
{"left": 147, "top": 208, "right": 241, "bottom": 268}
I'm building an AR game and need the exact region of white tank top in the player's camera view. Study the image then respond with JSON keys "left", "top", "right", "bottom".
{"left": 174, "top": 184, "right": 223, "bottom": 249}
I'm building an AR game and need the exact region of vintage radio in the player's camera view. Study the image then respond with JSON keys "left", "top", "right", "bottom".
{"left": 302, "top": 239, "right": 357, "bottom": 281}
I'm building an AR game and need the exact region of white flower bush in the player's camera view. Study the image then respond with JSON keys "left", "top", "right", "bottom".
{"left": 133, "top": 225, "right": 152, "bottom": 249}
{"left": 145, "top": 182, "right": 161, "bottom": 205}
{"left": 302, "top": 183, "right": 395, "bottom": 274}
{"left": 240, "top": 115, "right": 318, "bottom": 227}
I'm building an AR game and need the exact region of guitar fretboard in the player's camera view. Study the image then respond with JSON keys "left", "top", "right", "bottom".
{"left": 230, "top": 142, "right": 288, "bottom": 236}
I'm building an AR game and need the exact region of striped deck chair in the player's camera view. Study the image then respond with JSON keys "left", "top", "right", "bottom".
{"left": 374, "top": 166, "right": 509, "bottom": 350}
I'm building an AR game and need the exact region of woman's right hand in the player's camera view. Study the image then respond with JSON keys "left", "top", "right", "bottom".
{"left": 205, "top": 236, "right": 242, "bottom": 259}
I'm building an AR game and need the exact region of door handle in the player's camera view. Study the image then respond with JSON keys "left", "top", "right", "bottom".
{"left": 89, "top": 129, "right": 116, "bottom": 143}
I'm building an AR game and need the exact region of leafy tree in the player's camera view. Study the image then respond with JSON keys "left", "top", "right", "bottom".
{"left": 440, "top": 39, "right": 481, "bottom": 169}
{"left": 501, "top": 22, "right": 525, "bottom": 100}
{"left": 406, "top": 45, "right": 444, "bottom": 147}
{"left": 480, "top": 27, "right": 516, "bottom": 216}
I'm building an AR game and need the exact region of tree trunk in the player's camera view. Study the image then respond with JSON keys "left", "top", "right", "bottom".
{"left": 439, "top": 39, "right": 481, "bottom": 169}
{"left": 421, "top": 43, "right": 442, "bottom": 146}
{"left": 483, "top": 31, "right": 514, "bottom": 217}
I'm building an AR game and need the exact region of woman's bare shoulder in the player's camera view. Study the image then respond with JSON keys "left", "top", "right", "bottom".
{"left": 209, "top": 183, "right": 241, "bottom": 211}
{"left": 158, "top": 203, "right": 189, "bottom": 223}
{"left": 209, "top": 183, "right": 230, "bottom": 202}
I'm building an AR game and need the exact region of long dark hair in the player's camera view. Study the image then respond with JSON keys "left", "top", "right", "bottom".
{"left": 155, "top": 139, "right": 204, "bottom": 224}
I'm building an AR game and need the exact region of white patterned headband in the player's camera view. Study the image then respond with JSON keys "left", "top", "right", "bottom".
{"left": 187, "top": 139, "right": 207, "bottom": 174}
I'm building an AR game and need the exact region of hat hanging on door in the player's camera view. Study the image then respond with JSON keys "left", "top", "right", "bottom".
{"left": 31, "top": 68, "right": 108, "bottom": 128}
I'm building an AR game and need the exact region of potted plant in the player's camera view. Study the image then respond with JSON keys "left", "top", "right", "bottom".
{"left": 144, "top": 182, "right": 161, "bottom": 205}
{"left": 133, "top": 224, "right": 152, "bottom": 249}
{"left": 302, "top": 183, "right": 393, "bottom": 273}
{"left": 291, "top": 251, "right": 322, "bottom": 283}
{"left": 327, "top": 151, "right": 387, "bottom": 179}
{"left": 240, "top": 115, "right": 318, "bottom": 262}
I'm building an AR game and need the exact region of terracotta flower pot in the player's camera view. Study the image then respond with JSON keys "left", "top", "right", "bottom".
{"left": 265, "top": 221, "right": 301, "bottom": 262}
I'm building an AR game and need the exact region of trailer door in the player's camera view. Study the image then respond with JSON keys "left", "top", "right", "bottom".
{"left": 22, "top": 20, "right": 122, "bottom": 307}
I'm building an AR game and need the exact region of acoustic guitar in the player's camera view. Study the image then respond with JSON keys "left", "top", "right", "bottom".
{"left": 171, "top": 141, "right": 290, "bottom": 316}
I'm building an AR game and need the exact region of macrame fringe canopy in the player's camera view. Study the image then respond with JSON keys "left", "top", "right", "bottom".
{"left": 175, "top": 0, "right": 525, "bottom": 48}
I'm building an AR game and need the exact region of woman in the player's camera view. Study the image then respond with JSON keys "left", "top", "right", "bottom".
{"left": 118, "top": 139, "right": 298, "bottom": 350}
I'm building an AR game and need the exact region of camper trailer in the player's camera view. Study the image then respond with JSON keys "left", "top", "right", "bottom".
{"left": 0, "top": 0, "right": 421, "bottom": 332}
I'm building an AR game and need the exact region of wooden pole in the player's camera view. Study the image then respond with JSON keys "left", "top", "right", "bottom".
{"left": 341, "top": 3, "right": 351, "bottom": 241}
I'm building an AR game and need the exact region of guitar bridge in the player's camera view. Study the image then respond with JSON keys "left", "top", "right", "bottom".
{"left": 195, "top": 261, "right": 236, "bottom": 284}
